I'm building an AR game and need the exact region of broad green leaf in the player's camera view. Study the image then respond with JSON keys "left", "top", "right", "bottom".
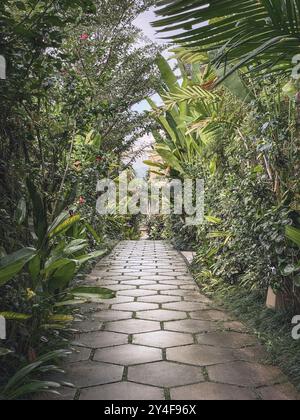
{"left": 282, "top": 264, "right": 298, "bottom": 276}
{"left": 44, "top": 258, "right": 74, "bottom": 276}
{"left": 16, "top": 198, "right": 26, "bottom": 225}
{"left": 205, "top": 215, "right": 222, "bottom": 224}
{"left": 48, "top": 213, "right": 80, "bottom": 238}
{"left": 40, "top": 323, "right": 71, "bottom": 330}
{"left": 143, "top": 160, "right": 166, "bottom": 169}
{"left": 63, "top": 239, "right": 88, "bottom": 255}
{"left": 48, "top": 314, "right": 74, "bottom": 323}
{"left": 48, "top": 261, "right": 77, "bottom": 291}
{"left": 85, "top": 223, "right": 102, "bottom": 243}
{"left": 48, "top": 209, "right": 73, "bottom": 236}
{"left": 294, "top": 276, "right": 300, "bottom": 287}
{"left": 70, "top": 286, "right": 115, "bottom": 299}
{"left": 26, "top": 179, "right": 48, "bottom": 247}
{"left": 0, "top": 347, "right": 13, "bottom": 357}
{"left": 286, "top": 226, "right": 300, "bottom": 247}
{"left": 0, "top": 248, "right": 37, "bottom": 287}
{"left": 75, "top": 249, "right": 107, "bottom": 265}
{"left": 28, "top": 255, "right": 41, "bottom": 284}
{"left": 156, "top": 54, "right": 180, "bottom": 93}
{"left": 3, "top": 349, "right": 70, "bottom": 395}
{"left": 155, "top": 145, "right": 184, "bottom": 174}
{"left": 55, "top": 299, "right": 88, "bottom": 307}
{"left": 207, "top": 231, "right": 231, "bottom": 239}
{"left": 0, "top": 312, "right": 31, "bottom": 321}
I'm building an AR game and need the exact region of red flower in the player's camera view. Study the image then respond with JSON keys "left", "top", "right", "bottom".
{"left": 80, "top": 33, "right": 89, "bottom": 40}
{"left": 96, "top": 156, "right": 102, "bottom": 163}
{"left": 79, "top": 196, "right": 85, "bottom": 205}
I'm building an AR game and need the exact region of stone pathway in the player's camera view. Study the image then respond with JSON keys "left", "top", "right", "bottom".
{"left": 52, "top": 241, "right": 299, "bottom": 400}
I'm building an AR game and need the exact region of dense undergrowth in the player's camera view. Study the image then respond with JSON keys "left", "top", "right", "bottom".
{"left": 0, "top": 0, "right": 156, "bottom": 399}
{"left": 145, "top": 1, "right": 300, "bottom": 391}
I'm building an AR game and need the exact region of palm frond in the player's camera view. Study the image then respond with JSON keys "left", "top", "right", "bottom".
{"left": 154, "top": 0, "right": 300, "bottom": 79}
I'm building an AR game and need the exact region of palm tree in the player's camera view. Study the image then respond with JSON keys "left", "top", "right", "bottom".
{"left": 153, "top": 0, "right": 300, "bottom": 82}
{"left": 145, "top": 53, "right": 248, "bottom": 177}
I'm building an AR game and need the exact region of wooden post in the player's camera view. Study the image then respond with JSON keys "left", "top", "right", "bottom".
{"left": 266, "top": 286, "right": 285, "bottom": 311}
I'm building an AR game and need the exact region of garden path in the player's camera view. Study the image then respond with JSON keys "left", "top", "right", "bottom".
{"left": 51, "top": 241, "right": 299, "bottom": 400}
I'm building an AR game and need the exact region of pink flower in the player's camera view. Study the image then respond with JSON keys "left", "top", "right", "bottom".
{"left": 80, "top": 33, "right": 89, "bottom": 40}
{"left": 79, "top": 196, "right": 85, "bottom": 205}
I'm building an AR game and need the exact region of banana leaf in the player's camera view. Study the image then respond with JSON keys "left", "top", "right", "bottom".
{"left": 0, "top": 248, "right": 37, "bottom": 287}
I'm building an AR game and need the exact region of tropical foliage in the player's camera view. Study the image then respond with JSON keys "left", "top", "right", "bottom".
{"left": 154, "top": 0, "right": 300, "bottom": 80}
{"left": 0, "top": 0, "right": 158, "bottom": 399}
{"left": 146, "top": 0, "right": 300, "bottom": 388}
{"left": 145, "top": 49, "right": 300, "bottom": 310}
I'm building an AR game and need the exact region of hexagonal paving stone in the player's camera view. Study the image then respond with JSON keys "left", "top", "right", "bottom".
{"left": 142, "top": 276, "right": 178, "bottom": 281}
{"left": 74, "top": 331, "right": 128, "bottom": 349}
{"left": 183, "top": 293, "right": 212, "bottom": 304}
{"left": 223, "top": 321, "right": 248, "bottom": 333}
{"left": 208, "top": 361, "right": 286, "bottom": 387}
{"left": 111, "top": 302, "right": 159, "bottom": 311}
{"left": 121, "top": 271, "right": 145, "bottom": 275}
{"left": 136, "top": 309, "right": 187, "bottom": 322}
{"left": 128, "top": 361, "right": 204, "bottom": 387}
{"left": 94, "top": 344, "right": 162, "bottom": 365}
{"left": 141, "top": 284, "right": 179, "bottom": 291}
{"left": 87, "top": 278, "right": 119, "bottom": 286}
{"left": 163, "top": 301, "right": 209, "bottom": 312}
{"left": 153, "top": 270, "right": 176, "bottom": 274}
{"left": 67, "top": 346, "right": 91, "bottom": 363}
{"left": 170, "top": 383, "right": 256, "bottom": 400}
{"left": 257, "top": 384, "right": 299, "bottom": 401}
{"left": 161, "top": 289, "right": 200, "bottom": 297}
{"left": 190, "top": 310, "right": 230, "bottom": 322}
{"left": 165, "top": 319, "right": 218, "bottom": 334}
{"left": 93, "top": 310, "right": 133, "bottom": 322}
{"left": 122, "top": 280, "right": 158, "bottom": 286}
{"left": 106, "top": 285, "right": 137, "bottom": 291}
{"left": 158, "top": 280, "right": 194, "bottom": 286}
{"left": 118, "top": 290, "right": 156, "bottom": 299}
{"left": 137, "top": 295, "right": 182, "bottom": 304}
{"left": 72, "top": 319, "right": 103, "bottom": 333}
{"left": 179, "top": 285, "right": 198, "bottom": 290}
{"left": 79, "top": 382, "right": 165, "bottom": 400}
{"left": 79, "top": 302, "right": 110, "bottom": 315}
{"left": 93, "top": 296, "right": 134, "bottom": 305}
{"left": 133, "top": 331, "right": 194, "bottom": 348}
{"left": 233, "top": 345, "right": 268, "bottom": 363}
{"left": 61, "top": 361, "right": 123, "bottom": 388}
{"left": 105, "top": 319, "right": 161, "bottom": 334}
{"left": 98, "top": 276, "right": 139, "bottom": 282}
{"left": 167, "top": 345, "right": 237, "bottom": 366}
{"left": 54, "top": 241, "right": 298, "bottom": 401}
{"left": 196, "top": 332, "right": 257, "bottom": 349}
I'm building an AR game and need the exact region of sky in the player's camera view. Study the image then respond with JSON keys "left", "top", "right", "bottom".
{"left": 134, "top": 8, "right": 163, "bottom": 45}
{"left": 132, "top": 8, "right": 165, "bottom": 114}
{"left": 130, "top": 7, "right": 206, "bottom": 177}
{"left": 131, "top": 7, "right": 163, "bottom": 177}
